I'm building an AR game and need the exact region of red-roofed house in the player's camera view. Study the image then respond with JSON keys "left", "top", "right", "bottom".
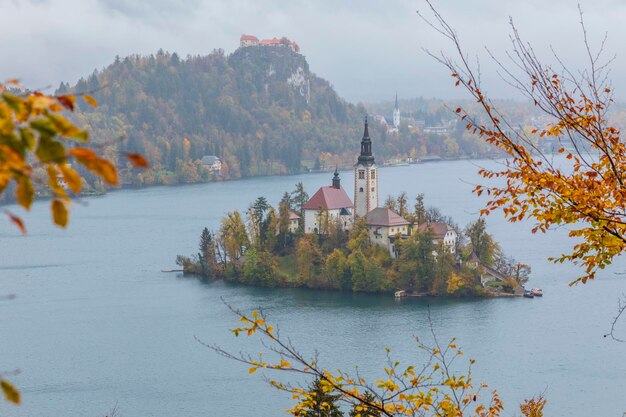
{"left": 416, "top": 222, "right": 458, "bottom": 254}
{"left": 303, "top": 170, "right": 353, "bottom": 233}
{"left": 365, "top": 207, "right": 410, "bottom": 258}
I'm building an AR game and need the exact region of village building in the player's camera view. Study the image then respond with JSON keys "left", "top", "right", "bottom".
{"left": 303, "top": 170, "right": 353, "bottom": 234}
{"left": 365, "top": 207, "right": 410, "bottom": 258}
{"left": 416, "top": 222, "right": 458, "bottom": 254}
{"left": 201, "top": 155, "right": 222, "bottom": 175}
{"left": 288, "top": 211, "right": 301, "bottom": 233}
{"left": 354, "top": 117, "right": 378, "bottom": 217}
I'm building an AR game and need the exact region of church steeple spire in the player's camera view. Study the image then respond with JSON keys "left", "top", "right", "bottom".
{"left": 332, "top": 167, "right": 341, "bottom": 189}
{"left": 393, "top": 93, "right": 401, "bottom": 128}
{"left": 354, "top": 116, "right": 378, "bottom": 217}
{"left": 358, "top": 116, "right": 375, "bottom": 164}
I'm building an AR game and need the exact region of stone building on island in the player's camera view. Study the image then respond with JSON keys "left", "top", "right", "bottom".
{"left": 303, "top": 169, "right": 353, "bottom": 234}
{"left": 365, "top": 207, "right": 411, "bottom": 258}
{"left": 301, "top": 117, "right": 457, "bottom": 258}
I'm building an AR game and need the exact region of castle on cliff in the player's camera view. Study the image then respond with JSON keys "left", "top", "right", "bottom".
{"left": 239, "top": 34, "right": 300, "bottom": 53}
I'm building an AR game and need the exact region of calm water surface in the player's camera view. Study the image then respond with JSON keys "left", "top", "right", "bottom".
{"left": 1, "top": 160, "right": 625, "bottom": 417}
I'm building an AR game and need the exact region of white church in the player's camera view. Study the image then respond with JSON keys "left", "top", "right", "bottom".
{"left": 302, "top": 118, "right": 458, "bottom": 258}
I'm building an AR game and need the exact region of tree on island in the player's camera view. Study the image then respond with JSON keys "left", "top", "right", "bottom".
{"left": 465, "top": 218, "right": 497, "bottom": 266}
{"left": 291, "top": 182, "right": 309, "bottom": 218}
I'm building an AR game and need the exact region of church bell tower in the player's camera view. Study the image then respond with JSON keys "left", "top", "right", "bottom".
{"left": 393, "top": 92, "right": 400, "bottom": 129}
{"left": 354, "top": 117, "right": 378, "bottom": 217}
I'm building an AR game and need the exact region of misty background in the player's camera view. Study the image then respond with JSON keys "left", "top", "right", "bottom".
{"left": 1, "top": 0, "right": 624, "bottom": 102}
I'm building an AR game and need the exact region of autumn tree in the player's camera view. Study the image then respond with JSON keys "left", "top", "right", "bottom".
{"left": 465, "top": 219, "right": 497, "bottom": 266}
{"left": 206, "top": 305, "right": 549, "bottom": 417}
{"left": 219, "top": 211, "right": 249, "bottom": 267}
{"left": 384, "top": 195, "right": 397, "bottom": 211}
{"left": 323, "top": 249, "right": 350, "bottom": 290}
{"left": 419, "top": 2, "right": 626, "bottom": 286}
{"left": 296, "top": 234, "right": 322, "bottom": 285}
{"left": 276, "top": 202, "right": 292, "bottom": 251}
{"left": 396, "top": 192, "right": 408, "bottom": 218}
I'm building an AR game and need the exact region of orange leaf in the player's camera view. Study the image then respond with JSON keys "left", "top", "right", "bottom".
{"left": 57, "top": 95, "right": 76, "bottom": 111}
{"left": 4, "top": 210, "right": 26, "bottom": 234}
{"left": 126, "top": 152, "right": 148, "bottom": 168}
{"left": 68, "top": 147, "right": 97, "bottom": 160}
{"left": 83, "top": 95, "right": 97, "bottom": 107}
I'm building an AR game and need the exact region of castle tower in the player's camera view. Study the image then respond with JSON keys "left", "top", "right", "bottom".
{"left": 393, "top": 92, "right": 400, "bottom": 129}
{"left": 354, "top": 117, "right": 378, "bottom": 217}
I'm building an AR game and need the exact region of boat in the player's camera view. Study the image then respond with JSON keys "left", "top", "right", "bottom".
{"left": 523, "top": 290, "right": 535, "bottom": 298}
{"left": 394, "top": 290, "right": 407, "bottom": 299}
{"left": 531, "top": 288, "right": 543, "bottom": 297}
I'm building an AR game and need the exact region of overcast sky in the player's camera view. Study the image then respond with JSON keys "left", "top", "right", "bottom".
{"left": 1, "top": 0, "right": 625, "bottom": 102}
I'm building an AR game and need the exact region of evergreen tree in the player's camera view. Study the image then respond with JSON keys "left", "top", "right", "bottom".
{"left": 291, "top": 182, "right": 309, "bottom": 218}
{"left": 280, "top": 191, "right": 292, "bottom": 209}
{"left": 198, "top": 227, "right": 217, "bottom": 277}
{"left": 301, "top": 378, "right": 344, "bottom": 417}
{"left": 414, "top": 193, "right": 426, "bottom": 224}
{"left": 396, "top": 191, "right": 408, "bottom": 217}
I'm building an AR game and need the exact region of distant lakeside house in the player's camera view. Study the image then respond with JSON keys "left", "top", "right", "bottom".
{"left": 201, "top": 155, "right": 222, "bottom": 176}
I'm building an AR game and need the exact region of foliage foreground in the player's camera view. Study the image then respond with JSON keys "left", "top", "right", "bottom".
{"left": 0, "top": 79, "right": 147, "bottom": 405}
{"left": 0, "top": 79, "right": 146, "bottom": 233}
{"left": 419, "top": 2, "right": 626, "bottom": 286}
{"left": 203, "top": 304, "right": 546, "bottom": 417}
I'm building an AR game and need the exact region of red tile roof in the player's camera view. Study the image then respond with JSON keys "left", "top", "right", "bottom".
{"left": 417, "top": 222, "right": 451, "bottom": 239}
{"left": 303, "top": 186, "right": 353, "bottom": 210}
{"left": 240, "top": 34, "right": 258, "bottom": 41}
{"left": 289, "top": 211, "right": 301, "bottom": 220}
{"left": 365, "top": 208, "right": 409, "bottom": 227}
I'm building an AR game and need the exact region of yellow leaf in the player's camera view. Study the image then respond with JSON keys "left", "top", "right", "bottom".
{"left": 248, "top": 367, "right": 257, "bottom": 374}
{"left": 15, "top": 176, "right": 34, "bottom": 210}
{"left": 51, "top": 198, "right": 68, "bottom": 228}
{"left": 59, "top": 164, "right": 82, "bottom": 193}
{"left": 1, "top": 379, "right": 20, "bottom": 404}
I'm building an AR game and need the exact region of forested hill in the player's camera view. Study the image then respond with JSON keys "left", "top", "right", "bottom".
{"left": 60, "top": 46, "right": 373, "bottom": 186}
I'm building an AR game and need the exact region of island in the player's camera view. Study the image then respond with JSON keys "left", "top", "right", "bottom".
{"left": 176, "top": 119, "right": 530, "bottom": 297}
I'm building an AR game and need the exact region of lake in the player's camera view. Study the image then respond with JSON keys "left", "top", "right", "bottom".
{"left": 1, "top": 159, "right": 625, "bottom": 417}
